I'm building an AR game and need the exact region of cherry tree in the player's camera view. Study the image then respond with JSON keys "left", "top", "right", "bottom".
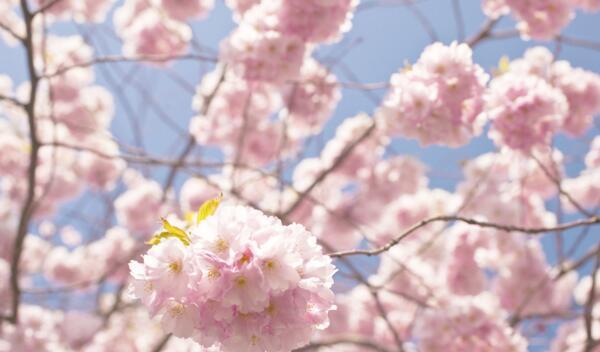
{"left": 0, "top": 0, "right": 599, "bottom": 351}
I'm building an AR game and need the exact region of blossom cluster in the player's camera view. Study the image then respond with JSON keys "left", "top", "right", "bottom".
{"left": 486, "top": 47, "right": 600, "bottom": 152}
{"left": 114, "top": 0, "right": 213, "bottom": 58}
{"left": 186, "top": 0, "right": 352, "bottom": 166}
{"left": 482, "top": 0, "right": 600, "bottom": 39}
{"left": 0, "top": 0, "right": 599, "bottom": 351}
{"left": 129, "top": 198, "right": 336, "bottom": 351}
{"left": 376, "top": 42, "right": 489, "bottom": 147}
{"left": 0, "top": 34, "right": 124, "bottom": 228}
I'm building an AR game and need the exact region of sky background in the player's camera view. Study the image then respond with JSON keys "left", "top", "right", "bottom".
{"left": 1, "top": 1, "right": 600, "bottom": 350}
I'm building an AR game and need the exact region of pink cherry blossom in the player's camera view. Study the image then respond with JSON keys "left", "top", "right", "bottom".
{"left": 153, "top": 0, "right": 214, "bottom": 21}
{"left": 246, "top": 0, "right": 358, "bottom": 43}
{"left": 486, "top": 73, "right": 568, "bottom": 152}
{"left": 413, "top": 294, "right": 528, "bottom": 352}
{"left": 115, "top": 177, "right": 165, "bottom": 235}
{"left": 377, "top": 42, "right": 488, "bottom": 147}
{"left": 282, "top": 58, "right": 341, "bottom": 138}
{"left": 220, "top": 24, "right": 307, "bottom": 84}
{"left": 119, "top": 8, "right": 192, "bottom": 59}
{"left": 573, "top": 0, "right": 600, "bottom": 11}
{"left": 551, "top": 60, "right": 600, "bottom": 135}
{"left": 482, "top": 0, "right": 574, "bottom": 40}
{"left": 585, "top": 136, "right": 600, "bottom": 169}
{"left": 129, "top": 203, "right": 336, "bottom": 351}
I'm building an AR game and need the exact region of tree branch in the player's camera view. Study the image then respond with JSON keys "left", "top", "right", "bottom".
{"left": 294, "top": 335, "right": 394, "bottom": 352}
{"left": 3, "top": 0, "right": 41, "bottom": 324}
{"left": 160, "top": 64, "right": 227, "bottom": 197}
{"left": 329, "top": 215, "right": 600, "bottom": 258}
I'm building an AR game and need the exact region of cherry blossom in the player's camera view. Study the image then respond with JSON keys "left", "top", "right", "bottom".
{"left": 129, "top": 199, "right": 336, "bottom": 351}
{"left": 377, "top": 42, "right": 488, "bottom": 147}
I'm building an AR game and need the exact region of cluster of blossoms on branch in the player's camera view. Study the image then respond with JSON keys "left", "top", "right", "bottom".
{"left": 0, "top": 0, "right": 600, "bottom": 351}
{"left": 483, "top": 0, "right": 600, "bottom": 39}
{"left": 129, "top": 196, "right": 336, "bottom": 351}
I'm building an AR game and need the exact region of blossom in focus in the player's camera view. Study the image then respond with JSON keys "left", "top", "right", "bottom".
{"left": 129, "top": 196, "right": 336, "bottom": 351}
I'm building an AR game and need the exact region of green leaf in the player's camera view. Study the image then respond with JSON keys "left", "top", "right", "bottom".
{"left": 146, "top": 219, "right": 191, "bottom": 246}
{"left": 196, "top": 193, "right": 222, "bottom": 224}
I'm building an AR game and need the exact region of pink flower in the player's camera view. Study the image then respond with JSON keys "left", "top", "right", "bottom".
{"left": 445, "top": 225, "right": 490, "bottom": 296}
{"left": 493, "top": 239, "right": 577, "bottom": 316}
{"left": 585, "top": 136, "right": 600, "bottom": 169}
{"left": 115, "top": 177, "right": 165, "bottom": 234}
{"left": 119, "top": 8, "right": 192, "bottom": 59}
{"left": 282, "top": 59, "right": 341, "bottom": 138}
{"left": 551, "top": 60, "right": 600, "bottom": 136}
{"left": 483, "top": 0, "right": 574, "bottom": 40}
{"left": 129, "top": 202, "right": 336, "bottom": 351}
{"left": 152, "top": 0, "right": 214, "bottom": 21}
{"left": 573, "top": 0, "right": 600, "bottom": 11}
{"left": 246, "top": 0, "right": 357, "bottom": 43}
{"left": 486, "top": 73, "right": 568, "bottom": 152}
{"left": 377, "top": 42, "right": 488, "bottom": 147}
{"left": 320, "top": 113, "right": 388, "bottom": 179}
{"left": 413, "top": 294, "right": 528, "bottom": 352}
{"left": 189, "top": 70, "right": 281, "bottom": 146}
{"left": 220, "top": 25, "right": 307, "bottom": 84}
{"left": 180, "top": 178, "right": 221, "bottom": 214}
{"left": 225, "top": 0, "right": 261, "bottom": 20}
{"left": 75, "top": 137, "right": 125, "bottom": 191}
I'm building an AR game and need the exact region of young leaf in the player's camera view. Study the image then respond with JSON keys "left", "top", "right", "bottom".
{"left": 196, "top": 193, "right": 223, "bottom": 224}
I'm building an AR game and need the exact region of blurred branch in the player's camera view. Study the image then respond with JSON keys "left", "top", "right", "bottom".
{"left": 329, "top": 215, "right": 600, "bottom": 258}
{"left": 557, "top": 35, "right": 600, "bottom": 52}
{"left": 3, "top": 0, "right": 41, "bottom": 325}
{"left": 294, "top": 335, "right": 394, "bottom": 352}
{"left": 531, "top": 153, "right": 593, "bottom": 217}
{"left": 42, "top": 53, "right": 219, "bottom": 79}
{"left": 401, "top": 0, "right": 438, "bottom": 42}
{"left": 32, "top": 0, "right": 64, "bottom": 17}
{"left": 0, "top": 94, "right": 25, "bottom": 107}
{"left": 280, "top": 121, "right": 377, "bottom": 218}
{"left": 161, "top": 64, "right": 227, "bottom": 197}
{"left": 584, "top": 252, "right": 600, "bottom": 351}
{"left": 451, "top": 0, "right": 465, "bottom": 41}
{"left": 466, "top": 18, "right": 499, "bottom": 47}
{"left": 152, "top": 333, "right": 172, "bottom": 352}
{"left": 0, "top": 21, "right": 23, "bottom": 42}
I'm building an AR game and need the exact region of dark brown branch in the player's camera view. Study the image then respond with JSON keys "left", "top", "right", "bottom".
{"left": 0, "top": 21, "right": 23, "bottom": 42}
{"left": 0, "top": 94, "right": 25, "bottom": 107}
{"left": 3, "top": 0, "right": 41, "bottom": 324}
{"left": 152, "top": 333, "right": 172, "bottom": 352}
{"left": 32, "top": 0, "right": 64, "bottom": 16}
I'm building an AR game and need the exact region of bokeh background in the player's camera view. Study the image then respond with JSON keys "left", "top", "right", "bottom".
{"left": 1, "top": 1, "right": 599, "bottom": 350}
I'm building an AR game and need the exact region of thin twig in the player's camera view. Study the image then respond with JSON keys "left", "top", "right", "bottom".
{"left": 42, "top": 53, "right": 219, "bottom": 79}
{"left": 293, "top": 335, "right": 394, "bottom": 352}
{"left": 466, "top": 18, "right": 499, "bottom": 47}
{"left": 329, "top": 215, "right": 600, "bottom": 258}
{"left": 161, "top": 64, "right": 227, "bottom": 197}
{"left": 32, "top": 0, "right": 64, "bottom": 16}
{"left": 280, "top": 121, "right": 377, "bottom": 218}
